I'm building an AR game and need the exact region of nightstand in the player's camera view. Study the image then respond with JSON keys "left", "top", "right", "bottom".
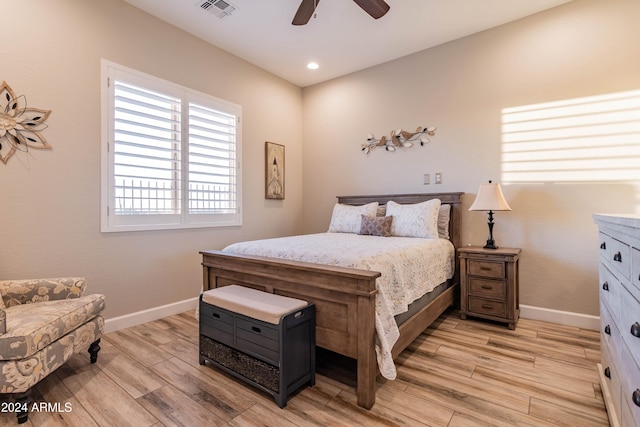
{"left": 458, "top": 246, "right": 521, "bottom": 329}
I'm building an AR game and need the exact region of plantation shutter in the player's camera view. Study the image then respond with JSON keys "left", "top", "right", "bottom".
{"left": 102, "top": 60, "right": 242, "bottom": 232}
{"left": 113, "top": 81, "right": 182, "bottom": 215}
{"left": 188, "top": 102, "right": 238, "bottom": 215}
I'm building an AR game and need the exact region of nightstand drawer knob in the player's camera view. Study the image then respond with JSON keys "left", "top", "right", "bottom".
{"left": 481, "top": 304, "right": 493, "bottom": 310}
{"left": 613, "top": 251, "right": 622, "bottom": 262}
{"left": 604, "top": 367, "right": 611, "bottom": 379}
{"left": 481, "top": 285, "right": 493, "bottom": 290}
{"left": 600, "top": 242, "right": 606, "bottom": 250}
{"left": 632, "top": 322, "right": 640, "bottom": 338}
{"left": 602, "top": 282, "right": 609, "bottom": 291}
{"left": 604, "top": 325, "right": 611, "bottom": 335}
{"left": 633, "top": 389, "right": 640, "bottom": 407}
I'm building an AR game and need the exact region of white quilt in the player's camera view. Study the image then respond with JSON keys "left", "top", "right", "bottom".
{"left": 223, "top": 232, "right": 455, "bottom": 379}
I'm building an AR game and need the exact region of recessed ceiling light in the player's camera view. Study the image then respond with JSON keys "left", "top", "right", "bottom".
{"left": 307, "top": 62, "right": 319, "bottom": 70}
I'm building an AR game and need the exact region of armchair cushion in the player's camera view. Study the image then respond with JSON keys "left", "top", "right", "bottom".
{"left": 0, "top": 277, "right": 87, "bottom": 308}
{"left": 0, "top": 294, "right": 105, "bottom": 360}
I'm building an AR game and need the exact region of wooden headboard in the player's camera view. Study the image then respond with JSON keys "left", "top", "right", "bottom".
{"left": 336, "top": 192, "right": 464, "bottom": 251}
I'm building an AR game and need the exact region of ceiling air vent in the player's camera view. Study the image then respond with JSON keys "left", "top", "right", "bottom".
{"left": 197, "top": 0, "right": 237, "bottom": 19}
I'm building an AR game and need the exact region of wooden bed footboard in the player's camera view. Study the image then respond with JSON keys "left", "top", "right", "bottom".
{"left": 200, "top": 192, "right": 463, "bottom": 409}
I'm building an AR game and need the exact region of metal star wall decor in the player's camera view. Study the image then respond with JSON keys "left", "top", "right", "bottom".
{"left": 361, "top": 126, "right": 436, "bottom": 154}
{"left": 0, "top": 81, "right": 51, "bottom": 164}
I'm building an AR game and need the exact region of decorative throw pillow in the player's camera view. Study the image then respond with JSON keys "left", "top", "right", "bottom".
{"left": 386, "top": 199, "right": 441, "bottom": 238}
{"left": 328, "top": 202, "right": 379, "bottom": 234}
{"left": 359, "top": 215, "right": 393, "bottom": 237}
{"left": 438, "top": 204, "right": 451, "bottom": 239}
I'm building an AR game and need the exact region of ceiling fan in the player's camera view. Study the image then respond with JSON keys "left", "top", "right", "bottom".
{"left": 292, "top": 0, "right": 390, "bottom": 25}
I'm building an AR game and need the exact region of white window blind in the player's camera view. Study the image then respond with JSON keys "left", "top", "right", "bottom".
{"left": 101, "top": 60, "right": 242, "bottom": 232}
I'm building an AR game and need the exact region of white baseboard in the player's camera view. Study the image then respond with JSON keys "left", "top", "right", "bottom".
{"left": 520, "top": 304, "right": 600, "bottom": 331}
{"left": 104, "top": 297, "right": 198, "bottom": 333}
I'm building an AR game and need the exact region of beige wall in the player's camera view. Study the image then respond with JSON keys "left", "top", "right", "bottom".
{"left": 301, "top": 0, "right": 640, "bottom": 316}
{"left": 0, "top": 0, "right": 303, "bottom": 319}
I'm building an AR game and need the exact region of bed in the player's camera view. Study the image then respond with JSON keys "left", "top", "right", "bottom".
{"left": 200, "top": 192, "right": 463, "bottom": 408}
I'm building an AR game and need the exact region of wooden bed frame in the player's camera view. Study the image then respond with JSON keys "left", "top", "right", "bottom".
{"left": 200, "top": 192, "right": 463, "bottom": 409}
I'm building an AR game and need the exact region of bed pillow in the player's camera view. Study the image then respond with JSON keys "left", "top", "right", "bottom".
{"left": 438, "top": 204, "right": 451, "bottom": 239}
{"left": 328, "top": 202, "right": 379, "bottom": 234}
{"left": 359, "top": 215, "right": 393, "bottom": 237}
{"left": 386, "top": 199, "right": 441, "bottom": 238}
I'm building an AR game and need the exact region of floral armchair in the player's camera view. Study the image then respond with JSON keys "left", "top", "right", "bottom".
{"left": 0, "top": 277, "right": 105, "bottom": 424}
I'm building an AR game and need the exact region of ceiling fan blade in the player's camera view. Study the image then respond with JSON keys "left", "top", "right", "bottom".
{"left": 352, "top": 0, "right": 390, "bottom": 19}
{"left": 292, "top": 0, "right": 320, "bottom": 26}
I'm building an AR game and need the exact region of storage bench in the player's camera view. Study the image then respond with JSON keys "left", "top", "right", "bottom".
{"left": 199, "top": 285, "right": 315, "bottom": 407}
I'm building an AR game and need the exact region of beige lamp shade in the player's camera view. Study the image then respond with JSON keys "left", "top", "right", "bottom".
{"left": 469, "top": 182, "right": 512, "bottom": 211}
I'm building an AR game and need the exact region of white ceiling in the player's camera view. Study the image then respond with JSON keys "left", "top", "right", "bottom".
{"left": 122, "top": 0, "right": 573, "bottom": 87}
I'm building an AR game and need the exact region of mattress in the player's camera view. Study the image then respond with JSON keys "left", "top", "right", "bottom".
{"left": 223, "top": 232, "right": 455, "bottom": 379}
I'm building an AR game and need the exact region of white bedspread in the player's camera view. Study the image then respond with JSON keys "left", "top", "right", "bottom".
{"left": 223, "top": 232, "right": 454, "bottom": 379}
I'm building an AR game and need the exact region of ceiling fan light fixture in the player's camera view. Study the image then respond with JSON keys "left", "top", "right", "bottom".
{"left": 307, "top": 62, "right": 319, "bottom": 70}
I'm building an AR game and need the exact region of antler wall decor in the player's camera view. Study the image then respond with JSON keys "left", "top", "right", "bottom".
{"left": 361, "top": 126, "right": 436, "bottom": 154}
{"left": 0, "top": 81, "right": 52, "bottom": 164}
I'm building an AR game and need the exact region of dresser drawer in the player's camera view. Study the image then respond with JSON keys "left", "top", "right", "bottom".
{"left": 468, "top": 297, "right": 506, "bottom": 318}
{"left": 609, "top": 237, "right": 631, "bottom": 280}
{"left": 620, "top": 286, "right": 640, "bottom": 370}
{"left": 469, "top": 278, "right": 506, "bottom": 299}
{"left": 632, "top": 246, "right": 640, "bottom": 296}
{"left": 620, "top": 341, "right": 640, "bottom": 426}
{"left": 602, "top": 344, "right": 622, "bottom": 426}
{"left": 599, "top": 263, "right": 621, "bottom": 324}
{"left": 600, "top": 300, "right": 620, "bottom": 361}
{"left": 468, "top": 260, "right": 505, "bottom": 279}
{"left": 599, "top": 232, "right": 612, "bottom": 262}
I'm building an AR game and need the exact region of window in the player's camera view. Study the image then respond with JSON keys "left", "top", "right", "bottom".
{"left": 101, "top": 61, "right": 242, "bottom": 232}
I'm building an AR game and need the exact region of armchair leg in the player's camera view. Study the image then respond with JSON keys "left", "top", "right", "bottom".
{"left": 88, "top": 339, "right": 101, "bottom": 364}
{"left": 14, "top": 389, "right": 32, "bottom": 424}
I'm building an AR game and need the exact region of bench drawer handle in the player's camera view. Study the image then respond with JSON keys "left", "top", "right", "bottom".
{"left": 251, "top": 326, "right": 261, "bottom": 333}
{"left": 602, "top": 282, "right": 609, "bottom": 291}
{"left": 212, "top": 313, "right": 220, "bottom": 319}
{"left": 631, "top": 322, "right": 640, "bottom": 338}
{"left": 613, "top": 252, "right": 622, "bottom": 262}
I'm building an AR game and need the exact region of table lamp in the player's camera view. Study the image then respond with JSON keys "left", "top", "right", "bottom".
{"left": 469, "top": 180, "right": 512, "bottom": 249}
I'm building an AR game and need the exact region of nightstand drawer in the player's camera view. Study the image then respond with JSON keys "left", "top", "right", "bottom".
{"left": 468, "top": 260, "right": 505, "bottom": 279}
{"left": 469, "top": 278, "right": 506, "bottom": 299}
{"left": 468, "top": 297, "right": 506, "bottom": 318}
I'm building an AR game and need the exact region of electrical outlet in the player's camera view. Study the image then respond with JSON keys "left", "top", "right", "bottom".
{"left": 423, "top": 174, "right": 430, "bottom": 185}
{"left": 435, "top": 172, "right": 443, "bottom": 184}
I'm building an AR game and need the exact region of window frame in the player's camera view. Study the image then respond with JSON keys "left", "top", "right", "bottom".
{"left": 101, "top": 60, "right": 242, "bottom": 232}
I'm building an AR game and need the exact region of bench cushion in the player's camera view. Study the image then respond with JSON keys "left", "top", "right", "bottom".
{"left": 202, "top": 285, "right": 307, "bottom": 324}
{"left": 0, "top": 294, "right": 105, "bottom": 360}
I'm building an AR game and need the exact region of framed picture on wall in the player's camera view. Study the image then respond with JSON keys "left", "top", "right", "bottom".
{"left": 265, "top": 141, "right": 285, "bottom": 199}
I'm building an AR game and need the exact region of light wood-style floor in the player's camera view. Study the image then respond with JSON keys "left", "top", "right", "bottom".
{"left": 0, "top": 309, "right": 609, "bottom": 426}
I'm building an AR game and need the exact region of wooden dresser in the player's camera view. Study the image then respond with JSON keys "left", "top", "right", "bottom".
{"left": 593, "top": 214, "right": 640, "bottom": 427}
{"left": 458, "top": 246, "right": 521, "bottom": 330}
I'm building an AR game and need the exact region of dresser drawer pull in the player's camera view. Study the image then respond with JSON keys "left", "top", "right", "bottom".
{"left": 604, "top": 367, "right": 611, "bottom": 379}
{"left": 633, "top": 389, "right": 640, "bottom": 407}
{"left": 481, "top": 285, "right": 493, "bottom": 290}
{"left": 251, "top": 326, "right": 262, "bottom": 334}
{"left": 604, "top": 325, "right": 611, "bottom": 335}
{"left": 631, "top": 322, "right": 640, "bottom": 338}
{"left": 479, "top": 266, "right": 493, "bottom": 271}
{"left": 602, "top": 282, "right": 609, "bottom": 291}
{"left": 600, "top": 242, "right": 606, "bottom": 250}
{"left": 613, "top": 252, "right": 622, "bottom": 262}
{"left": 481, "top": 304, "right": 493, "bottom": 309}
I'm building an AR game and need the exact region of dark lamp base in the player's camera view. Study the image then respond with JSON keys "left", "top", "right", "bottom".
{"left": 483, "top": 240, "right": 498, "bottom": 250}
